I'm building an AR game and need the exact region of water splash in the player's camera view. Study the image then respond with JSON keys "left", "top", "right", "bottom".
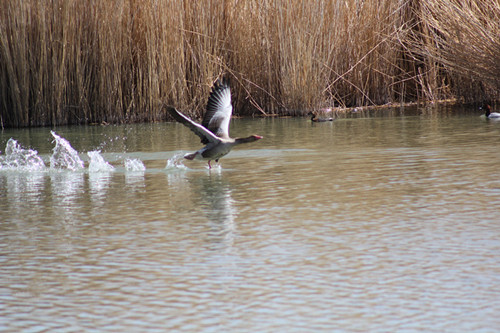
{"left": 2, "top": 132, "right": 152, "bottom": 174}
{"left": 50, "top": 131, "right": 84, "bottom": 170}
{"left": 88, "top": 151, "right": 115, "bottom": 172}
{"left": 0, "top": 138, "right": 46, "bottom": 170}
{"left": 124, "top": 158, "right": 146, "bottom": 172}
{"left": 165, "top": 153, "right": 187, "bottom": 170}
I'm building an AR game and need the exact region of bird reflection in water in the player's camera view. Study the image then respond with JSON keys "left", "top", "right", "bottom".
{"left": 192, "top": 171, "right": 237, "bottom": 252}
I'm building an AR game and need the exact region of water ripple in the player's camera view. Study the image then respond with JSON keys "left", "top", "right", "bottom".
{"left": 1, "top": 113, "right": 500, "bottom": 332}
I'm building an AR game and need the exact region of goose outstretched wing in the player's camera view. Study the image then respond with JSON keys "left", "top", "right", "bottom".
{"left": 202, "top": 78, "right": 233, "bottom": 142}
{"left": 167, "top": 106, "right": 220, "bottom": 144}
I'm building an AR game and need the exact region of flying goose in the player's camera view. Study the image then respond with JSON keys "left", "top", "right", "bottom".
{"left": 167, "top": 78, "right": 262, "bottom": 168}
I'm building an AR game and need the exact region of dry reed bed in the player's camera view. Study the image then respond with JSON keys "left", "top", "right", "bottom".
{"left": 0, "top": 0, "right": 498, "bottom": 127}
{"left": 410, "top": 0, "right": 500, "bottom": 102}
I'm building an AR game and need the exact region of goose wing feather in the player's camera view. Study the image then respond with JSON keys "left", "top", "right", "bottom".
{"left": 202, "top": 78, "right": 232, "bottom": 141}
{"left": 167, "top": 106, "right": 220, "bottom": 144}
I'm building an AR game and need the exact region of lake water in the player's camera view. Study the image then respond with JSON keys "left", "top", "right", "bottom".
{"left": 1, "top": 105, "right": 499, "bottom": 332}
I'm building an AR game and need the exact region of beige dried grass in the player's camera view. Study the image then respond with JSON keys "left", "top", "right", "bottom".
{"left": 412, "top": 0, "right": 500, "bottom": 101}
{"left": 0, "top": 0, "right": 462, "bottom": 127}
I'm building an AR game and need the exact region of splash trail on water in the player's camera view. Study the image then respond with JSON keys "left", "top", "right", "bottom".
{"left": 0, "top": 131, "right": 160, "bottom": 174}
{"left": 125, "top": 158, "right": 146, "bottom": 172}
{"left": 0, "top": 138, "right": 45, "bottom": 170}
{"left": 165, "top": 153, "right": 187, "bottom": 170}
{"left": 88, "top": 151, "right": 115, "bottom": 172}
{"left": 50, "top": 131, "right": 84, "bottom": 170}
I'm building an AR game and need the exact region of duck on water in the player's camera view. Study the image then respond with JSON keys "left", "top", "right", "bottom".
{"left": 307, "top": 111, "right": 334, "bottom": 122}
{"left": 167, "top": 78, "right": 263, "bottom": 168}
{"left": 480, "top": 104, "right": 500, "bottom": 119}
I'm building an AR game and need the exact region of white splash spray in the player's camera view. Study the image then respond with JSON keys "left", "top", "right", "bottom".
{"left": 165, "top": 153, "right": 187, "bottom": 170}
{"left": 50, "top": 131, "right": 84, "bottom": 170}
{"left": 0, "top": 138, "right": 46, "bottom": 170}
{"left": 88, "top": 151, "right": 115, "bottom": 172}
{"left": 124, "top": 158, "right": 146, "bottom": 172}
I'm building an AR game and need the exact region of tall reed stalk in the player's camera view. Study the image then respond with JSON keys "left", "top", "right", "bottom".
{"left": 411, "top": 0, "right": 500, "bottom": 102}
{"left": 0, "top": 0, "right": 494, "bottom": 127}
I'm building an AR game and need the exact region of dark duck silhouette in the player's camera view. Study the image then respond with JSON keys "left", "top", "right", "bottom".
{"left": 481, "top": 104, "right": 500, "bottom": 119}
{"left": 167, "top": 78, "right": 263, "bottom": 168}
{"left": 308, "top": 111, "right": 334, "bottom": 122}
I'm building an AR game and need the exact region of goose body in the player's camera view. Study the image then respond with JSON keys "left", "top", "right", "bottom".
{"left": 308, "top": 111, "right": 333, "bottom": 122}
{"left": 482, "top": 104, "right": 500, "bottom": 119}
{"left": 167, "top": 79, "right": 262, "bottom": 168}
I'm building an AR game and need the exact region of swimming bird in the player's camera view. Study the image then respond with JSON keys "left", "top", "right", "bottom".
{"left": 481, "top": 104, "right": 500, "bottom": 119}
{"left": 167, "top": 78, "right": 263, "bottom": 168}
{"left": 308, "top": 111, "right": 334, "bottom": 122}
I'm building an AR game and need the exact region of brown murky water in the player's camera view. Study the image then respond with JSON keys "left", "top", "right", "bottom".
{"left": 1, "top": 105, "right": 499, "bottom": 332}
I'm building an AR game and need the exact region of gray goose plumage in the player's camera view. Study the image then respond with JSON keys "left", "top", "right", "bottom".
{"left": 167, "top": 78, "right": 263, "bottom": 168}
